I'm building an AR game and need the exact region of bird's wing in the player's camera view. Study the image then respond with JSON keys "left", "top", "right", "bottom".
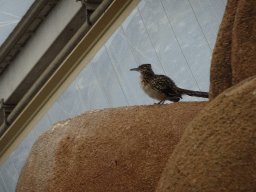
{"left": 150, "top": 75, "right": 181, "bottom": 97}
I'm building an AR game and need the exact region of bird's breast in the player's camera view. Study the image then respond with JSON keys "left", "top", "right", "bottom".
{"left": 139, "top": 75, "right": 167, "bottom": 101}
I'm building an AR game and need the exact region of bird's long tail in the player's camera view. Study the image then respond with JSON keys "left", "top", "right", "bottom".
{"left": 178, "top": 88, "right": 209, "bottom": 98}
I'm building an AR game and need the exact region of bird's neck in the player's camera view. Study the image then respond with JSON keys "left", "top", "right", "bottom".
{"left": 141, "top": 70, "right": 155, "bottom": 80}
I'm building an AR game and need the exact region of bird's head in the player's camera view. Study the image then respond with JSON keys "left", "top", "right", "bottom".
{"left": 130, "top": 64, "right": 154, "bottom": 75}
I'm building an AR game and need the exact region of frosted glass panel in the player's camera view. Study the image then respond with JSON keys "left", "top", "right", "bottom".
{"left": 10, "top": 144, "right": 26, "bottom": 175}
{"left": 76, "top": 63, "right": 109, "bottom": 110}
{"left": 47, "top": 97, "right": 69, "bottom": 125}
{"left": 34, "top": 113, "right": 52, "bottom": 136}
{"left": 105, "top": 28, "right": 153, "bottom": 105}
{"left": 0, "top": 175, "right": 8, "bottom": 192}
{"left": 161, "top": 0, "right": 212, "bottom": 91}
{"left": 60, "top": 81, "right": 88, "bottom": 118}
{"left": 0, "top": 157, "right": 18, "bottom": 192}
{"left": 90, "top": 46, "right": 129, "bottom": 107}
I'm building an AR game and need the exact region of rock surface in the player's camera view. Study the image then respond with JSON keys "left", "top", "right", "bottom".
{"left": 210, "top": 0, "right": 256, "bottom": 101}
{"left": 16, "top": 102, "right": 207, "bottom": 192}
{"left": 156, "top": 76, "right": 256, "bottom": 192}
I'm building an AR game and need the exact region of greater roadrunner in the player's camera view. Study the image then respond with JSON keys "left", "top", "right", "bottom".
{"left": 130, "top": 64, "right": 209, "bottom": 104}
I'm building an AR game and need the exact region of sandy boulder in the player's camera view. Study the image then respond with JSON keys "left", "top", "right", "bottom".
{"left": 210, "top": 0, "right": 256, "bottom": 100}
{"left": 16, "top": 102, "right": 207, "bottom": 192}
{"left": 156, "top": 76, "right": 256, "bottom": 192}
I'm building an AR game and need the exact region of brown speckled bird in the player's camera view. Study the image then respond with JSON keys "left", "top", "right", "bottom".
{"left": 130, "top": 64, "right": 209, "bottom": 104}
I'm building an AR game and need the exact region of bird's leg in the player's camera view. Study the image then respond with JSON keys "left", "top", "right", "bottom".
{"left": 157, "top": 100, "right": 165, "bottom": 104}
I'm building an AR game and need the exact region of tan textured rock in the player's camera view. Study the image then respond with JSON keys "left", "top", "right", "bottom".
{"left": 16, "top": 102, "right": 207, "bottom": 192}
{"left": 156, "top": 76, "right": 256, "bottom": 192}
{"left": 15, "top": 119, "right": 71, "bottom": 192}
{"left": 210, "top": 0, "right": 256, "bottom": 101}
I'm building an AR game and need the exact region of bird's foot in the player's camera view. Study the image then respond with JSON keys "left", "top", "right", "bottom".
{"left": 156, "top": 100, "right": 165, "bottom": 104}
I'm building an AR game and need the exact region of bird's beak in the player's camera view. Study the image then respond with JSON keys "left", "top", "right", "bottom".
{"left": 130, "top": 67, "right": 139, "bottom": 71}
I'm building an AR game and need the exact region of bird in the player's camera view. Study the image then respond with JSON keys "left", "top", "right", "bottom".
{"left": 130, "top": 64, "right": 209, "bottom": 104}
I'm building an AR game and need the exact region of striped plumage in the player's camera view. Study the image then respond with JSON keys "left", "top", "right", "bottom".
{"left": 130, "top": 64, "right": 209, "bottom": 104}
